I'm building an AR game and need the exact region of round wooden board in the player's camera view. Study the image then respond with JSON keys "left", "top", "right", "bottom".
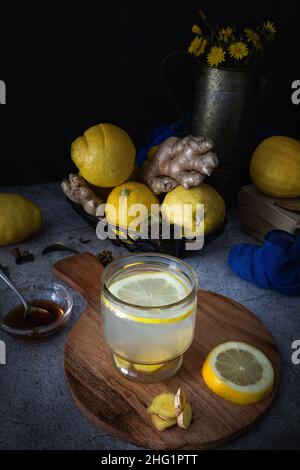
{"left": 53, "top": 253, "right": 281, "bottom": 450}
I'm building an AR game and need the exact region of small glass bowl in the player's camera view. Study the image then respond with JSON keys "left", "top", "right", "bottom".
{"left": 0, "top": 282, "right": 73, "bottom": 339}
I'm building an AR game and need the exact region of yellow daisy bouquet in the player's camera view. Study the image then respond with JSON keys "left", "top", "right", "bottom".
{"left": 188, "top": 10, "right": 276, "bottom": 68}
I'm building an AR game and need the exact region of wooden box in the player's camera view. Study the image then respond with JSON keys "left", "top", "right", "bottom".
{"left": 238, "top": 185, "right": 300, "bottom": 241}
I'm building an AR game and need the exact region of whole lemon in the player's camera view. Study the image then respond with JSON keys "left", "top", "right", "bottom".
{"left": 0, "top": 193, "right": 42, "bottom": 245}
{"left": 72, "top": 123, "right": 136, "bottom": 188}
{"left": 161, "top": 184, "right": 225, "bottom": 237}
{"left": 105, "top": 182, "right": 159, "bottom": 230}
{"left": 250, "top": 136, "right": 300, "bottom": 198}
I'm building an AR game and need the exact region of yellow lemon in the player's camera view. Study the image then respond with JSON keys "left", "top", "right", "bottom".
{"left": 202, "top": 341, "right": 275, "bottom": 405}
{"left": 0, "top": 193, "right": 42, "bottom": 245}
{"left": 105, "top": 181, "right": 159, "bottom": 230}
{"left": 161, "top": 183, "right": 225, "bottom": 237}
{"left": 250, "top": 136, "right": 300, "bottom": 198}
{"left": 72, "top": 123, "right": 136, "bottom": 187}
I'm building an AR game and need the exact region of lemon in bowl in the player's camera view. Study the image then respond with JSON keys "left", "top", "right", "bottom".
{"left": 71, "top": 123, "right": 136, "bottom": 188}
{"left": 161, "top": 183, "right": 225, "bottom": 238}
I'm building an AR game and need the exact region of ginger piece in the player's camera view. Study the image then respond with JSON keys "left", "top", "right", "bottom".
{"left": 151, "top": 414, "right": 177, "bottom": 431}
{"left": 147, "top": 393, "right": 176, "bottom": 419}
{"left": 142, "top": 135, "right": 218, "bottom": 194}
{"left": 62, "top": 173, "right": 103, "bottom": 216}
{"left": 177, "top": 402, "right": 193, "bottom": 430}
{"left": 174, "top": 387, "right": 188, "bottom": 417}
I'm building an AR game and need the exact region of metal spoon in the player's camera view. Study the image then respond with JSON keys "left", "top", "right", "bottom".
{"left": 0, "top": 271, "right": 52, "bottom": 325}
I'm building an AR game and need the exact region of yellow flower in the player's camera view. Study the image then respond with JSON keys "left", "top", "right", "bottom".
{"left": 229, "top": 41, "right": 249, "bottom": 60}
{"left": 195, "top": 37, "right": 207, "bottom": 57}
{"left": 188, "top": 36, "right": 202, "bottom": 55}
{"left": 188, "top": 36, "right": 207, "bottom": 57}
{"left": 263, "top": 21, "right": 276, "bottom": 34}
{"left": 219, "top": 27, "right": 233, "bottom": 43}
{"left": 244, "top": 28, "right": 261, "bottom": 48}
{"left": 207, "top": 46, "right": 225, "bottom": 67}
{"left": 192, "top": 24, "right": 201, "bottom": 35}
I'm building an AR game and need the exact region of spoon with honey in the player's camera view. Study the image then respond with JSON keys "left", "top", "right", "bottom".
{"left": 0, "top": 270, "right": 55, "bottom": 327}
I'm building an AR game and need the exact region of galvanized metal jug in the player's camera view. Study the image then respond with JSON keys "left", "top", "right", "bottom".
{"left": 191, "top": 64, "right": 259, "bottom": 167}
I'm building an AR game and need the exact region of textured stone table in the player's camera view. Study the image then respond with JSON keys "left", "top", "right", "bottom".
{"left": 0, "top": 182, "right": 299, "bottom": 450}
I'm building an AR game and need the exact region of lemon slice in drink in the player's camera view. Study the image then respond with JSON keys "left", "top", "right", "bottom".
{"left": 113, "top": 354, "right": 164, "bottom": 373}
{"left": 202, "top": 341, "right": 275, "bottom": 405}
{"left": 133, "top": 363, "right": 164, "bottom": 373}
{"left": 109, "top": 271, "right": 189, "bottom": 307}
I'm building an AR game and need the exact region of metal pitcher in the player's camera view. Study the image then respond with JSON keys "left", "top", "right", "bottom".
{"left": 191, "top": 63, "right": 260, "bottom": 167}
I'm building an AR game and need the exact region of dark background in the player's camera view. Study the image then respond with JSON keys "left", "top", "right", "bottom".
{"left": 1, "top": 0, "right": 299, "bottom": 186}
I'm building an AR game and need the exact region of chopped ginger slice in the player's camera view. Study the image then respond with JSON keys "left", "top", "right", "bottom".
{"left": 177, "top": 402, "right": 193, "bottom": 429}
{"left": 147, "top": 392, "right": 176, "bottom": 419}
{"left": 151, "top": 414, "right": 177, "bottom": 431}
{"left": 174, "top": 387, "right": 188, "bottom": 417}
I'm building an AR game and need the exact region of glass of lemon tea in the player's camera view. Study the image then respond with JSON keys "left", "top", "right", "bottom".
{"left": 101, "top": 253, "right": 199, "bottom": 383}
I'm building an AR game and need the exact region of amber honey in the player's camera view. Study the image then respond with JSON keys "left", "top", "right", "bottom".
{"left": 3, "top": 299, "right": 64, "bottom": 330}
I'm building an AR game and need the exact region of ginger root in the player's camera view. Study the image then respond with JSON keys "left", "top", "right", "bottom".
{"left": 62, "top": 173, "right": 103, "bottom": 216}
{"left": 174, "top": 387, "right": 188, "bottom": 417}
{"left": 177, "top": 402, "right": 193, "bottom": 430}
{"left": 147, "top": 388, "right": 193, "bottom": 432}
{"left": 147, "top": 393, "right": 177, "bottom": 420}
{"left": 151, "top": 414, "right": 177, "bottom": 432}
{"left": 142, "top": 135, "right": 218, "bottom": 194}
{"left": 175, "top": 387, "right": 192, "bottom": 429}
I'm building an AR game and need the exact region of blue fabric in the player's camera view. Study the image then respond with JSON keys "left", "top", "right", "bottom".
{"left": 135, "top": 120, "right": 185, "bottom": 165}
{"left": 228, "top": 230, "right": 300, "bottom": 296}
{"left": 136, "top": 122, "right": 281, "bottom": 166}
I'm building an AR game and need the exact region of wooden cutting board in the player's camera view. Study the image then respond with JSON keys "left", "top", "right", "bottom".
{"left": 53, "top": 253, "right": 281, "bottom": 450}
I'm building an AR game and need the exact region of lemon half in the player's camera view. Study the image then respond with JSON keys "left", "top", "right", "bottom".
{"left": 202, "top": 341, "right": 275, "bottom": 405}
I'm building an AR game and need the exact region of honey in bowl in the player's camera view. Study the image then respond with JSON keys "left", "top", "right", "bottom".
{"left": 3, "top": 299, "right": 64, "bottom": 332}
{"left": 0, "top": 282, "right": 73, "bottom": 339}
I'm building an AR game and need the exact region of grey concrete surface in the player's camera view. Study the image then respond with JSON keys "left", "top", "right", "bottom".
{"left": 0, "top": 182, "right": 299, "bottom": 450}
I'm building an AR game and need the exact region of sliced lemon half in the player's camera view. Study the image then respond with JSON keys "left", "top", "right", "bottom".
{"left": 202, "top": 341, "right": 275, "bottom": 405}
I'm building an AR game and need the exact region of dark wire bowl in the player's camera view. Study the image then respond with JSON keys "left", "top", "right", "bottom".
{"left": 69, "top": 200, "right": 226, "bottom": 258}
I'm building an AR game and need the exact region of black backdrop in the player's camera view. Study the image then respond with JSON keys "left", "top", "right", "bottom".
{"left": 1, "top": 0, "right": 299, "bottom": 186}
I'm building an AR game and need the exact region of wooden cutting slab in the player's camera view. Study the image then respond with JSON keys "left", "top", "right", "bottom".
{"left": 53, "top": 253, "right": 281, "bottom": 450}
